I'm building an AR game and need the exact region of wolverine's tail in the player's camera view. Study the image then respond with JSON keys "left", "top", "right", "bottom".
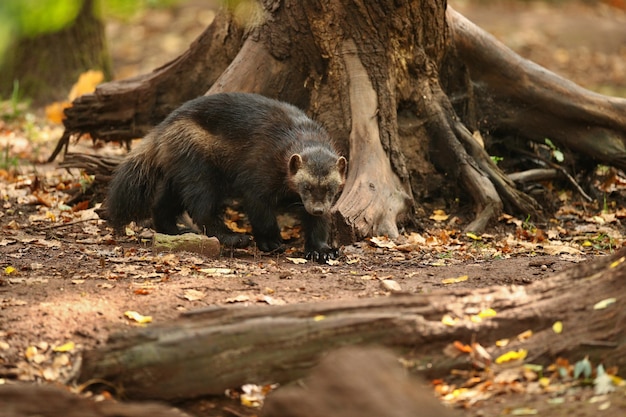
{"left": 103, "top": 140, "right": 160, "bottom": 231}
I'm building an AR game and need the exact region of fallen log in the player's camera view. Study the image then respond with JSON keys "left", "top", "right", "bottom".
{"left": 261, "top": 347, "right": 461, "bottom": 417}
{"left": 79, "top": 248, "right": 626, "bottom": 401}
{"left": 0, "top": 384, "right": 191, "bottom": 417}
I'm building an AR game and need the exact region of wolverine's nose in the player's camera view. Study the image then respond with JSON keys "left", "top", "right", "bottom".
{"left": 307, "top": 204, "right": 326, "bottom": 216}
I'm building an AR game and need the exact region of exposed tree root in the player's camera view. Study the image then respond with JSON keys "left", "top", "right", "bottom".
{"left": 448, "top": 6, "right": 626, "bottom": 170}
{"left": 333, "top": 40, "right": 411, "bottom": 239}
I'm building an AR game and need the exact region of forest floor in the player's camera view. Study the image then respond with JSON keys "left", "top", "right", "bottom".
{"left": 1, "top": 1, "right": 626, "bottom": 416}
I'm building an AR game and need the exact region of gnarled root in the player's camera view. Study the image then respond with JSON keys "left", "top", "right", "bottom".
{"left": 333, "top": 40, "right": 411, "bottom": 239}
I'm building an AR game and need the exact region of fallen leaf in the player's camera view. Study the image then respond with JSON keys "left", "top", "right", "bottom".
{"left": 510, "top": 407, "right": 538, "bottom": 415}
{"left": 369, "top": 236, "right": 396, "bottom": 249}
{"left": 442, "top": 275, "right": 468, "bottom": 284}
{"left": 430, "top": 209, "right": 449, "bottom": 222}
{"left": 226, "top": 294, "right": 250, "bottom": 303}
{"left": 552, "top": 321, "right": 563, "bottom": 334}
{"left": 495, "top": 349, "right": 527, "bottom": 364}
{"left": 441, "top": 315, "right": 458, "bottom": 326}
{"left": 199, "top": 267, "right": 234, "bottom": 276}
{"left": 453, "top": 340, "right": 472, "bottom": 353}
{"left": 69, "top": 70, "right": 104, "bottom": 101}
{"left": 478, "top": 308, "right": 497, "bottom": 318}
{"left": 574, "top": 357, "right": 592, "bottom": 379}
{"left": 286, "top": 257, "right": 307, "bottom": 264}
{"left": 124, "top": 311, "right": 153, "bottom": 324}
{"left": 609, "top": 257, "right": 625, "bottom": 268}
{"left": 53, "top": 341, "right": 75, "bottom": 352}
{"left": 593, "top": 298, "right": 616, "bottom": 310}
{"left": 183, "top": 289, "right": 206, "bottom": 301}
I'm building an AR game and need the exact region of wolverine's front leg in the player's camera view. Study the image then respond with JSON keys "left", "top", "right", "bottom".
{"left": 301, "top": 214, "right": 336, "bottom": 262}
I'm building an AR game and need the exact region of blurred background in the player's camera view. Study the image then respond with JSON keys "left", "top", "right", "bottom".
{"left": 0, "top": 0, "right": 625, "bottom": 106}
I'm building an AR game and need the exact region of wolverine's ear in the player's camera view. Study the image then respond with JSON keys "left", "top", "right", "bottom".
{"left": 289, "top": 154, "right": 303, "bottom": 176}
{"left": 336, "top": 156, "right": 347, "bottom": 178}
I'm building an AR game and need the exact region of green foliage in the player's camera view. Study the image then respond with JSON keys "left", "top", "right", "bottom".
{"left": 2, "top": 0, "right": 82, "bottom": 38}
{"left": 544, "top": 138, "right": 564, "bottom": 162}
{"left": 490, "top": 155, "right": 504, "bottom": 165}
{"left": 0, "top": 0, "right": 182, "bottom": 66}
{"left": 1, "top": 80, "right": 29, "bottom": 122}
{"left": 103, "top": 0, "right": 180, "bottom": 20}
{"left": 1, "top": 143, "right": 20, "bottom": 171}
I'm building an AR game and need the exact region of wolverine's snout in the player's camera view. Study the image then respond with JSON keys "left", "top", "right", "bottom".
{"left": 306, "top": 203, "right": 328, "bottom": 216}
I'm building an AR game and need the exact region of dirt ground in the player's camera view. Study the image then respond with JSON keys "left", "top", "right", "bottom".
{"left": 1, "top": 1, "right": 626, "bottom": 416}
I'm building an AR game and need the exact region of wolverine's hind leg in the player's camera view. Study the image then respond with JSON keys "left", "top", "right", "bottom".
{"left": 181, "top": 182, "right": 252, "bottom": 248}
{"left": 152, "top": 181, "right": 185, "bottom": 234}
{"left": 244, "top": 199, "right": 284, "bottom": 253}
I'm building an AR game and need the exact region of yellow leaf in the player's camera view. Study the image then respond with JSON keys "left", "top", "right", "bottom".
{"left": 430, "top": 209, "right": 449, "bottom": 222}
{"left": 539, "top": 377, "right": 551, "bottom": 388}
{"left": 441, "top": 314, "right": 458, "bottom": 326}
{"left": 470, "top": 315, "right": 482, "bottom": 323}
{"left": 24, "top": 346, "right": 38, "bottom": 360}
{"left": 124, "top": 311, "right": 153, "bottom": 324}
{"left": 4, "top": 266, "right": 16, "bottom": 275}
{"left": 552, "top": 321, "right": 563, "bottom": 334}
{"left": 495, "top": 338, "right": 510, "bottom": 347}
{"left": 465, "top": 232, "right": 482, "bottom": 240}
{"left": 495, "top": 349, "right": 528, "bottom": 364}
{"left": 517, "top": 329, "right": 533, "bottom": 341}
{"left": 582, "top": 240, "right": 592, "bottom": 247}
{"left": 610, "top": 375, "right": 624, "bottom": 386}
{"left": 53, "top": 341, "right": 75, "bottom": 352}
{"left": 478, "top": 308, "right": 497, "bottom": 318}
{"left": 45, "top": 101, "right": 71, "bottom": 124}
{"left": 68, "top": 70, "right": 103, "bottom": 101}
{"left": 313, "top": 315, "right": 325, "bottom": 321}
{"left": 593, "top": 298, "right": 616, "bottom": 310}
{"left": 441, "top": 275, "right": 468, "bottom": 284}
{"left": 610, "top": 257, "right": 625, "bottom": 268}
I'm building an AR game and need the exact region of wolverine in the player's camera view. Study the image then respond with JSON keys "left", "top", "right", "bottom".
{"left": 104, "top": 92, "right": 347, "bottom": 260}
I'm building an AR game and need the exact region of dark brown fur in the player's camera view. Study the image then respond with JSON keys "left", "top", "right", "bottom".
{"left": 104, "top": 93, "right": 347, "bottom": 259}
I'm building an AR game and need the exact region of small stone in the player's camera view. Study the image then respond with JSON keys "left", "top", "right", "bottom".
{"left": 380, "top": 279, "right": 402, "bottom": 292}
{"left": 153, "top": 233, "right": 220, "bottom": 257}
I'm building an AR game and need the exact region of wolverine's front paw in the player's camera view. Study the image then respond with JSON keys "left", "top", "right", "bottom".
{"left": 305, "top": 246, "right": 339, "bottom": 263}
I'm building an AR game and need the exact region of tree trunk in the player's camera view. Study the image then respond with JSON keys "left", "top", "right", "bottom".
{"left": 0, "top": 0, "right": 112, "bottom": 105}
{"left": 54, "top": 0, "right": 626, "bottom": 236}
{"left": 78, "top": 247, "right": 626, "bottom": 401}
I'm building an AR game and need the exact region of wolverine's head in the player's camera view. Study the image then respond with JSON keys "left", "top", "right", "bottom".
{"left": 288, "top": 148, "right": 347, "bottom": 216}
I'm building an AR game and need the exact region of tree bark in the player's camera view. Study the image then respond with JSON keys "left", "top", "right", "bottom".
{"left": 0, "top": 0, "right": 112, "bottom": 105}
{"left": 78, "top": 247, "right": 626, "bottom": 401}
